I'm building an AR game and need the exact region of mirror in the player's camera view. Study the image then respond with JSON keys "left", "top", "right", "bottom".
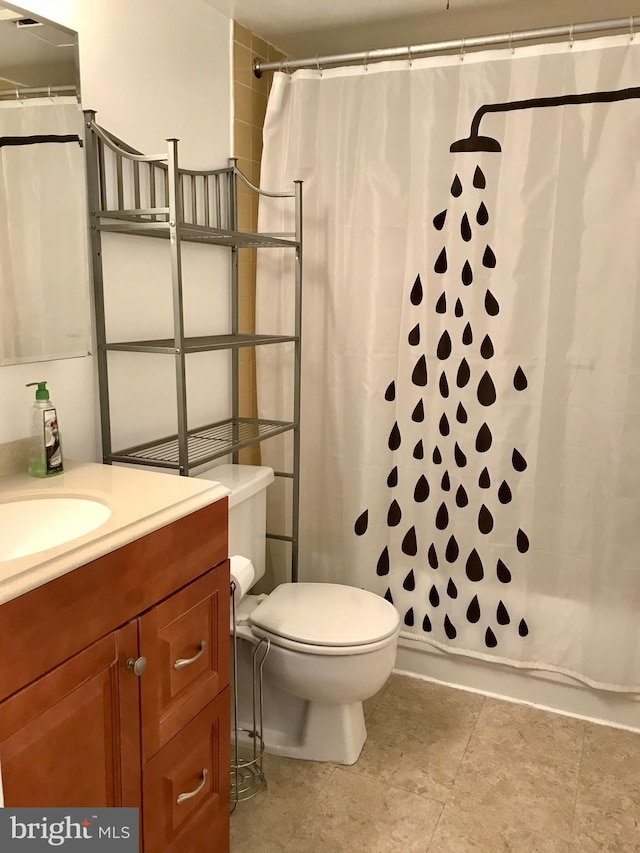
{"left": 0, "top": 2, "right": 89, "bottom": 366}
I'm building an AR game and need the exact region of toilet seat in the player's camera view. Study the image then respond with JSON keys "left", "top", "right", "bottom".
{"left": 249, "top": 582, "right": 400, "bottom": 656}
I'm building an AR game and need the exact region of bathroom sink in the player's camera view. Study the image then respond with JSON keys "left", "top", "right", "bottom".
{"left": 0, "top": 497, "right": 112, "bottom": 561}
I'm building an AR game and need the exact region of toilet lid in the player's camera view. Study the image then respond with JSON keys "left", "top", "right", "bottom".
{"left": 248, "top": 583, "right": 400, "bottom": 647}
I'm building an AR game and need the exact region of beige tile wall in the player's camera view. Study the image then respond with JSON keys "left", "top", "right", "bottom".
{"left": 233, "top": 23, "right": 285, "bottom": 464}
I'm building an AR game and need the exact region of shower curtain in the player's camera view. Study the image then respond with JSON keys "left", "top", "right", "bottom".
{"left": 0, "top": 99, "right": 89, "bottom": 365}
{"left": 256, "top": 34, "right": 640, "bottom": 692}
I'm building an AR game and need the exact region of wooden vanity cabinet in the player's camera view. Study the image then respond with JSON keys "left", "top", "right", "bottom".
{"left": 0, "top": 498, "right": 230, "bottom": 853}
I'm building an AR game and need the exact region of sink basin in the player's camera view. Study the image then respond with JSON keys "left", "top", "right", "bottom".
{"left": 0, "top": 497, "right": 112, "bottom": 561}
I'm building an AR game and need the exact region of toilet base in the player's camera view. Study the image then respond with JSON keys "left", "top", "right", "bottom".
{"left": 263, "top": 700, "right": 367, "bottom": 765}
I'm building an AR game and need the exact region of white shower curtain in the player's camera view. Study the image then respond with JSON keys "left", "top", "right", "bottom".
{"left": 257, "top": 34, "right": 640, "bottom": 692}
{"left": 0, "top": 99, "right": 89, "bottom": 365}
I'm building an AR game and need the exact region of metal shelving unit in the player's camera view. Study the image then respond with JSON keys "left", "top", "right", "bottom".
{"left": 84, "top": 110, "right": 303, "bottom": 579}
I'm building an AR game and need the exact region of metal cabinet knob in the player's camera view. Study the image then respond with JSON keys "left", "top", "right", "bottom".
{"left": 126, "top": 656, "right": 147, "bottom": 676}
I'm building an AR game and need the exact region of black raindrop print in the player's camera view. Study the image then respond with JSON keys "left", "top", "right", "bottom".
{"left": 428, "top": 543, "right": 438, "bottom": 569}
{"left": 408, "top": 323, "right": 420, "bottom": 345}
{"left": 476, "top": 201, "right": 489, "bottom": 225}
{"left": 435, "top": 293, "right": 447, "bottom": 314}
{"left": 478, "top": 504, "right": 494, "bottom": 534}
{"left": 512, "top": 449, "right": 527, "bottom": 472}
{"left": 433, "top": 446, "right": 442, "bottom": 464}
{"left": 519, "top": 619, "right": 529, "bottom": 637}
{"left": 414, "top": 475, "right": 429, "bottom": 503}
{"left": 480, "top": 335, "right": 494, "bottom": 359}
{"left": 456, "top": 485, "right": 468, "bottom": 507}
{"left": 457, "top": 358, "right": 470, "bottom": 388}
{"left": 387, "top": 466, "right": 398, "bottom": 488}
{"left": 476, "top": 423, "right": 492, "bottom": 453}
{"left": 446, "top": 535, "right": 459, "bottom": 562}
{"left": 414, "top": 440, "right": 424, "bottom": 460}
{"left": 451, "top": 174, "right": 462, "bottom": 197}
{"left": 384, "top": 588, "right": 393, "bottom": 604}
{"left": 447, "top": 578, "right": 458, "bottom": 598}
{"left": 461, "top": 213, "right": 472, "bottom": 242}
{"left": 497, "top": 601, "right": 510, "bottom": 625}
{"left": 402, "top": 526, "right": 418, "bottom": 556}
{"left": 455, "top": 298, "right": 464, "bottom": 317}
{"left": 389, "top": 422, "right": 401, "bottom": 450}
{"left": 439, "top": 413, "right": 450, "bottom": 436}
{"left": 423, "top": 613, "right": 432, "bottom": 632}
{"left": 482, "top": 245, "right": 496, "bottom": 268}
{"left": 387, "top": 500, "right": 402, "bottom": 527}
{"left": 485, "top": 627, "right": 498, "bottom": 648}
{"left": 412, "top": 399, "right": 425, "bottom": 422}
{"left": 454, "top": 442, "right": 467, "bottom": 468}
{"left": 497, "top": 559, "right": 511, "bottom": 583}
{"left": 437, "top": 330, "right": 452, "bottom": 359}
{"left": 485, "top": 290, "right": 500, "bottom": 316}
{"left": 433, "top": 209, "right": 447, "bottom": 230}
{"left": 410, "top": 275, "right": 423, "bottom": 306}
{"left": 412, "top": 355, "right": 428, "bottom": 386}
{"left": 456, "top": 403, "right": 468, "bottom": 423}
{"left": 466, "top": 549, "right": 484, "bottom": 582}
{"left": 514, "top": 366, "right": 528, "bottom": 390}
{"left": 403, "top": 569, "right": 416, "bottom": 591}
{"left": 444, "top": 614, "right": 457, "bottom": 639}
{"left": 376, "top": 547, "right": 390, "bottom": 576}
{"left": 498, "top": 481, "right": 512, "bottom": 504}
{"left": 354, "top": 510, "right": 368, "bottom": 535}
{"left": 516, "top": 529, "right": 529, "bottom": 553}
{"left": 461, "top": 260, "right": 473, "bottom": 286}
{"left": 478, "top": 467, "right": 491, "bottom": 489}
{"left": 439, "top": 372, "right": 449, "bottom": 398}
{"left": 441, "top": 470, "right": 451, "bottom": 491}
{"left": 467, "top": 595, "right": 481, "bottom": 623}
{"left": 429, "top": 585, "right": 440, "bottom": 607}
{"left": 435, "top": 247, "right": 448, "bottom": 274}
{"left": 462, "top": 322, "right": 473, "bottom": 345}
{"left": 473, "top": 165, "right": 486, "bottom": 189}
{"left": 385, "top": 381, "right": 396, "bottom": 401}
{"left": 404, "top": 608, "right": 415, "bottom": 627}
{"left": 477, "top": 371, "right": 497, "bottom": 407}
{"left": 436, "top": 502, "right": 449, "bottom": 530}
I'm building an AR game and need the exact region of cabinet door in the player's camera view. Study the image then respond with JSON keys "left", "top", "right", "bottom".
{"left": 0, "top": 622, "right": 141, "bottom": 808}
{"left": 142, "top": 688, "right": 230, "bottom": 853}
{"left": 139, "top": 564, "right": 229, "bottom": 761}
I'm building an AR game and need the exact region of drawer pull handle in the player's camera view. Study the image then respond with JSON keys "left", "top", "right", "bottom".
{"left": 176, "top": 768, "right": 208, "bottom": 805}
{"left": 173, "top": 640, "right": 207, "bottom": 670}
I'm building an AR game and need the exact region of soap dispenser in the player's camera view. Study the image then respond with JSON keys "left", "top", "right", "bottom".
{"left": 26, "top": 381, "right": 63, "bottom": 477}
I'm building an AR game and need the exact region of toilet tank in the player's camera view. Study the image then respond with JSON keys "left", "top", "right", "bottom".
{"left": 198, "top": 464, "right": 274, "bottom": 583}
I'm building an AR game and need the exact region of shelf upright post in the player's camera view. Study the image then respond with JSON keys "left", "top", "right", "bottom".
{"left": 229, "top": 159, "right": 240, "bottom": 461}
{"left": 166, "top": 138, "right": 189, "bottom": 474}
{"left": 84, "top": 110, "right": 113, "bottom": 465}
{"left": 291, "top": 181, "right": 303, "bottom": 583}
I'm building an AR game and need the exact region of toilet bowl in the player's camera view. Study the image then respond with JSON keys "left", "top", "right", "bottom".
{"left": 199, "top": 464, "right": 400, "bottom": 765}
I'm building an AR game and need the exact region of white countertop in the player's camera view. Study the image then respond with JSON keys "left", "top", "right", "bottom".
{"left": 0, "top": 462, "right": 229, "bottom": 606}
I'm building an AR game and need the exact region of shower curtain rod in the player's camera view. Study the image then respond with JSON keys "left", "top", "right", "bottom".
{"left": 253, "top": 15, "right": 640, "bottom": 76}
{"left": 0, "top": 85, "right": 77, "bottom": 101}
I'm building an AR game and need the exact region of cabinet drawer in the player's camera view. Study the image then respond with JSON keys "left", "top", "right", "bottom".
{"left": 140, "top": 564, "right": 230, "bottom": 761}
{"left": 142, "top": 687, "right": 230, "bottom": 853}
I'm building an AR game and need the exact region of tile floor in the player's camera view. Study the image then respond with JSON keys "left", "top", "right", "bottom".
{"left": 230, "top": 673, "right": 640, "bottom": 852}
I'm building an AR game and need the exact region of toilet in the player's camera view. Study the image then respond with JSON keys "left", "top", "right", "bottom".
{"left": 200, "top": 463, "right": 400, "bottom": 765}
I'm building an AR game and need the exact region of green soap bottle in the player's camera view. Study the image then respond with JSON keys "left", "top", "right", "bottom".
{"left": 26, "top": 382, "right": 64, "bottom": 478}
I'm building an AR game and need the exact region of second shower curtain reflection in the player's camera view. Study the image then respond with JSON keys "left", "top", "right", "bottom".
{"left": 257, "top": 35, "right": 640, "bottom": 691}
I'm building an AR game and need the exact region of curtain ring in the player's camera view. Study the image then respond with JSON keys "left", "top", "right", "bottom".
{"left": 569, "top": 24, "right": 574, "bottom": 49}
{"left": 407, "top": 45, "right": 412, "bottom": 68}
{"left": 315, "top": 55, "right": 322, "bottom": 77}
{"left": 363, "top": 50, "right": 370, "bottom": 72}
{"left": 460, "top": 37, "right": 466, "bottom": 62}
{"left": 509, "top": 32, "right": 515, "bottom": 55}
{"left": 630, "top": 15, "right": 635, "bottom": 42}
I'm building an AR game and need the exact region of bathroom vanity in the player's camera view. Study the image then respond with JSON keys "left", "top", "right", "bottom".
{"left": 0, "top": 463, "right": 231, "bottom": 853}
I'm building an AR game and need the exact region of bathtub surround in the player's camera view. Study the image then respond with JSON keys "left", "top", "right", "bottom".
{"left": 257, "top": 34, "right": 640, "bottom": 700}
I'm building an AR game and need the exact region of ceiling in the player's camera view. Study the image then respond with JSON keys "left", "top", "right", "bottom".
{"left": 203, "top": 0, "right": 640, "bottom": 58}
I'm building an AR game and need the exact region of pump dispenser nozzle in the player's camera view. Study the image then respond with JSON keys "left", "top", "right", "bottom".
{"left": 26, "top": 381, "right": 50, "bottom": 401}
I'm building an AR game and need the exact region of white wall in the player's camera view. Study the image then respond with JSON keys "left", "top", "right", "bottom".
{"left": 0, "top": 0, "right": 232, "bottom": 463}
